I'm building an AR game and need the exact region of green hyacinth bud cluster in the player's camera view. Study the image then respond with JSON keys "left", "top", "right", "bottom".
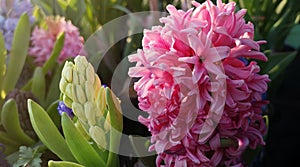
{"left": 59, "top": 56, "right": 113, "bottom": 149}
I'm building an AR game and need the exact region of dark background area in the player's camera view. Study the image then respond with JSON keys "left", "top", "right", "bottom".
{"left": 263, "top": 53, "right": 300, "bottom": 166}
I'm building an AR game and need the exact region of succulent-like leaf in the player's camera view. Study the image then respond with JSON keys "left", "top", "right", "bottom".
{"left": 61, "top": 113, "right": 106, "bottom": 167}
{"left": 105, "top": 88, "right": 122, "bottom": 167}
{"left": 46, "top": 100, "right": 61, "bottom": 128}
{"left": 48, "top": 160, "right": 85, "bottom": 167}
{"left": 31, "top": 67, "right": 46, "bottom": 106}
{"left": 105, "top": 88, "right": 123, "bottom": 132}
{"left": 1, "top": 99, "right": 35, "bottom": 145}
{"left": 27, "top": 99, "right": 76, "bottom": 162}
{"left": 1, "top": 14, "right": 30, "bottom": 97}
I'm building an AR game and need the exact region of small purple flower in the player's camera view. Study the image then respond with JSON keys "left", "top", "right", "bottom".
{"left": 57, "top": 101, "right": 74, "bottom": 118}
{"left": 0, "top": 0, "right": 34, "bottom": 51}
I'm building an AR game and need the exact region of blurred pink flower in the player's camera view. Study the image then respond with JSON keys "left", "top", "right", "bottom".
{"left": 128, "top": 0, "right": 270, "bottom": 166}
{"left": 29, "top": 16, "right": 85, "bottom": 66}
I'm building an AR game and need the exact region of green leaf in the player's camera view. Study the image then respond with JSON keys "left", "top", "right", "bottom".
{"left": 61, "top": 113, "right": 106, "bottom": 167}
{"left": 0, "top": 32, "right": 6, "bottom": 113}
{"left": 65, "top": 0, "right": 86, "bottom": 25}
{"left": 0, "top": 131, "right": 20, "bottom": 154}
{"left": 27, "top": 100, "right": 76, "bottom": 162}
{"left": 0, "top": 131, "right": 20, "bottom": 147}
{"left": 1, "top": 99, "right": 35, "bottom": 145}
{"left": 265, "top": 51, "right": 297, "bottom": 80}
{"left": 46, "top": 100, "right": 61, "bottom": 128}
{"left": 285, "top": 24, "right": 300, "bottom": 49}
{"left": 105, "top": 88, "right": 122, "bottom": 167}
{"left": 1, "top": 14, "right": 30, "bottom": 98}
{"left": 31, "top": 67, "right": 46, "bottom": 106}
{"left": 45, "top": 65, "right": 64, "bottom": 107}
{"left": 42, "top": 32, "right": 65, "bottom": 73}
{"left": 31, "top": 0, "right": 53, "bottom": 15}
{"left": 48, "top": 160, "right": 85, "bottom": 167}
{"left": 105, "top": 88, "right": 123, "bottom": 132}
{"left": 0, "top": 32, "right": 6, "bottom": 94}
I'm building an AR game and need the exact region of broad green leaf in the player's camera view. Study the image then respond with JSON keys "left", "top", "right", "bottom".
{"left": 48, "top": 160, "right": 85, "bottom": 167}
{"left": 1, "top": 14, "right": 30, "bottom": 98}
{"left": 21, "top": 79, "right": 32, "bottom": 91}
{"left": 42, "top": 32, "right": 65, "bottom": 73}
{"left": 46, "top": 100, "right": 61, "bottom": 128}
{"left": 61, "top": 113, "right": 106, "bottom": 167}
{"left": 1, "top": 99, "right": 35, "bottom": 145}
{"left": 0, "top": 33, "right": 6, "bottom": 94}
{"left": 105, "top": 88, "right": 123, "bottom": 132}
{"left": 285, "top": 24, "right": 300, "bottom": 49}
{"left": 105, "top": 88, "right": 122, "bottom": 167}
{"left": 27, "top": 100, "right": 76, "bottom": 162}
{"left": 31, "top": 67, "right": 46, "bottom": 106}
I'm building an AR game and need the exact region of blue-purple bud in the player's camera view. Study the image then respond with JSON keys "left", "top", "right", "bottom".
{"left": 57, "top": 101, "right": 74, "bottom": 118}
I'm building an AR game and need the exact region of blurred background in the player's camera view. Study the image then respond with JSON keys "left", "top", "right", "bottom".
{"left": 1, "top": 0, "right": 300, "bottom": 166}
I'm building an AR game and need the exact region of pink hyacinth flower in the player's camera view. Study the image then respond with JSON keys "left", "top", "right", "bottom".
{"left": 29, "top": 16, "right": 85, "bottom": 66}
{"left": 128, "top": 0, "right": 270, "bottom": 166}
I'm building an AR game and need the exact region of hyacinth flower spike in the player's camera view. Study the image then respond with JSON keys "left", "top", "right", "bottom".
{"left": 28, "top": 56, "right": 123, "bottom": 166}
{"left": 59, "top": 55, "right": 123, "bottom": 166}
{"left": 129, "top": 0, "right": 270, "bottom": 166}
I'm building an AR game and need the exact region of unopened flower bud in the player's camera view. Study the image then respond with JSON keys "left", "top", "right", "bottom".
{"left": 64, "top": 83, "right": 73, "bottom": 99}
{"left": 96, "top": 87, "right": 106, "bottom": 117}
{"left": 85, "top": 81, "right": 94, "bottom": 102}
{"left": 62, "top": 94, "right": 73, "bottom": 108}
{"left": 75, "top": 56, "right": 88, "bottom": 70}
{"left": 86, "top": 64, "right": 95, "bottom": 84}
{"left": 72, "top": 70, "right": 79, "bottom": 85}
{"left": 74, "top": 85, "right": 86, "bottom": 104}
{"left": 59, "top": 78, "right": 68, "bottom": 94}
{"left": 89, "top": 126, "right": 107, "bottom": 149}
{"left": 62, "top": 62, "right": 73, "bottom": 82}
{"left": 72, "top": 102, "right": 86, "bottom": 122}
{"left": 109, "top": 88, "right": 122, "bottom": 112}
{"left": 94, "top": 76, "right": 101, "bottom": 92}
{"left": 84, "top": 102, "right": 96, "bottom": 126}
